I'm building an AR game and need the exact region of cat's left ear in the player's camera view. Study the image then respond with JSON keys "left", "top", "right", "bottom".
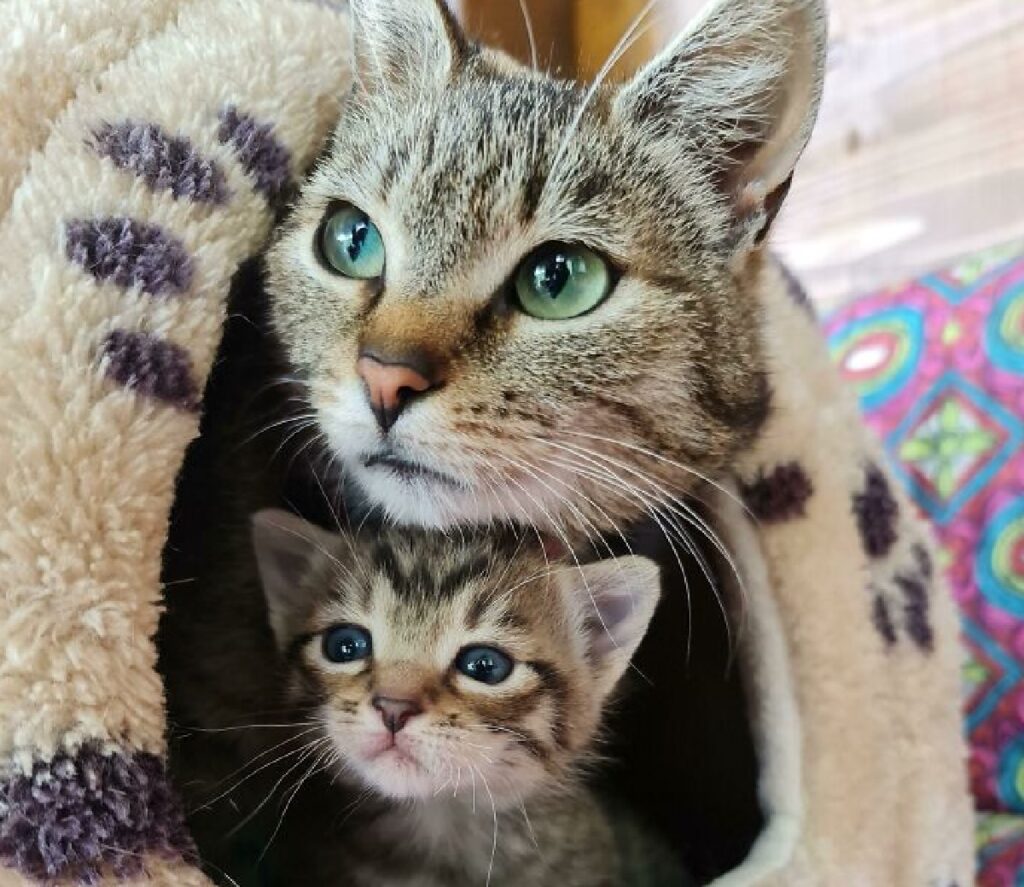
{"left": 349, "top": 0, "right": 467, "bottom": 97}
{"left": 558, "top": 557, "right": 661, "bottom": 695}
{"left": 614, "top": 0, "right": 827, "bottom": 257}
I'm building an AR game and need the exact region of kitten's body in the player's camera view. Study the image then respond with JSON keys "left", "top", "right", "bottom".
{"left": 303, "top": 788, "right": 620, "bottom": 887}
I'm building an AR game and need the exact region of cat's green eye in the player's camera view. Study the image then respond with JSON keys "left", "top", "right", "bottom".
{"left": 319, "top": 203, "right": 385, "bottom": 279}
{"left": 514, "top": 243, "right": 612, "bottom": 320}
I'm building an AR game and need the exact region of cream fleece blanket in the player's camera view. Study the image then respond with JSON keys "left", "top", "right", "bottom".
{"left": 0, "top": 0, "right": 973, "bottom": 884}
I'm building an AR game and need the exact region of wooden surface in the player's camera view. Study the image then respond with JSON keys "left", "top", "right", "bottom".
{"left": 775, "top": 0, "right": 1024, "bottom": 309}
{"left": 461, "top": 0, "right": 1024, "bottom": 309}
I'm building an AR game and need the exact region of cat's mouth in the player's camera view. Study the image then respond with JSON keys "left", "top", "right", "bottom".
{"left": 361, "top": 451, "right": 463, "bottom": 488}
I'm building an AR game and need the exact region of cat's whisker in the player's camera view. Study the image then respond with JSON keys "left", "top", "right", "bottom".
{"left": 516, "top": 0, "right": 541, "bottom": 169}
{"left": 309, "top": 467, "right": 376, "bottom": 590}
{"left": 284, "top": 429, "right": 331, "bottom": 486}
{"left": 233, "top": 412, "right": 320, "bottom": 451}
{"left": 559, "top": 429, "right": 752, "bottom": 517}
{"left": 545, "top": 0, "right": 659, "bottom": 192}
{"left": 334, "top": 785, "right": 374, "bottom": 831}
{"left": 532, "top": 447, "right": 700, "bottom": 658}
{"left": 176, "top": 720, "right": 320, "bottom": 734}
{"left": 476, "top": 467, "right": 560, "bottom": 583}
{"left": 494, "top": 452, "right": 621, "bottom": 562}
{"left": 559, "top": 440, "right": 749, "bottom": 651}
{"left": 494, "top": 468, "right": 615, "bottom": 647}
{"left": 531, "top": 435, "right": 746, "bottom": 655}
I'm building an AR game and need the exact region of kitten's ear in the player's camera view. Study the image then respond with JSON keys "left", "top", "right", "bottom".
{"left": 558, "top": 557, "right": 661, "bottom": 695}
{"left": 615, "top": 0, "right": 827, "bottom": 255}
{"left": 251, "top": 509, "right": 337, "bottom": 647}
{"left": 349, "top": 0, "right": 467, "bottom": 97}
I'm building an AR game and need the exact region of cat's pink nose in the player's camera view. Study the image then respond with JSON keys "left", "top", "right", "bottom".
{"left": 372, "top": 695, "right": 423, "bottom": 734}
{"left": 356, "top": 353, "right": 437, "bottom": 433}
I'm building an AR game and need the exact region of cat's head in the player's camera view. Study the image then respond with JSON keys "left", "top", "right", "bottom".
{"left": 251, "top": 509, "right": 660, "bottom": 806}
{"left": 266, "top": 0, "right": 827, "bottom": 530}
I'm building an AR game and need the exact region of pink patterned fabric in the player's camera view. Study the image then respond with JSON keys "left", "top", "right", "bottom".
{"left": 824, "top": 244, "right": 1024, "bottom": 885}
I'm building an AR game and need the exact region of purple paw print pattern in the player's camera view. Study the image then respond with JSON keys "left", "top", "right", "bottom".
{"left": 825, "top": 244, "right": 1024, "bottom": 886}
{"left": 739, "top": 461, "right": 813, "bottom": 522}
{"left": 75, "top": 107, "right": 290, "bottom": 413}
{"left": 0, "top": 744, "right": 195, "bottom": 883}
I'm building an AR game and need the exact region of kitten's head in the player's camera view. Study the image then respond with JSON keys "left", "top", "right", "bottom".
{"left": 266, "top": 0, "right": 827, "bottom": 529}
{"left": 252, "top": 509, "right": 660, "bottom": 806}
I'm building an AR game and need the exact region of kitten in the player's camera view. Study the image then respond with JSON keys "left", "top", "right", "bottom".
{"left": 248, "top": 509, "right": 680, "bottom": 886}
{"left": 265, "top": 0, "right": 827, "bottom": 535}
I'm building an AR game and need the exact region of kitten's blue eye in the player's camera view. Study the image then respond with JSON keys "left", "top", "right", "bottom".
{"left": 454, "top": 646, "right": 514, "bottom": 685}
{"left": 515, "top": 243, "right": 612, "bottom": 320}
{"left": 320, "top": 203, "right": 385, "bottom": 279}
{"left": 322, "top": 624, "right": 373, "bottom": 664}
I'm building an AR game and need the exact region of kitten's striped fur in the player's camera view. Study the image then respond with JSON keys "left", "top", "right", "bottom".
{"left": 250, "top": 511, "right": 671, "bottom": 886}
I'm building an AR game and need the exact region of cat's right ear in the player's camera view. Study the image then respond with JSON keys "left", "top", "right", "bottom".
{"left": 251, "top": 509, "right": 338, "bottom": 647}
{"left": 348, "top": 0, "right": 467, "bottom": 98}
{"left": 614, "top": 0, "right": 827, "bottom": 258}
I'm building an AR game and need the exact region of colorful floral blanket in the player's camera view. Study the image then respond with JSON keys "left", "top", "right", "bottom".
{"left": 826, "top": 243, "right": 1024, "bottom": 885}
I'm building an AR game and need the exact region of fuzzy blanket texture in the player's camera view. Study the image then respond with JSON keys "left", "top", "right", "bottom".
{"left": 0, "top": 0, "right": 974, "bottom": 884}
{"left": 827, "top": 243, "right": 1024, "bottom": 886}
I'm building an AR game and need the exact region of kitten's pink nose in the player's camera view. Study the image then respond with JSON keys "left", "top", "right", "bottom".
{"left": 372, "top": 695, "right": 423, "bottom": 734}
{"left": 356, "top": 353, "right": 437, "bottom": 433}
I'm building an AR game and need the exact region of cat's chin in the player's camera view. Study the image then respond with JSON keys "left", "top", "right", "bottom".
{"left": 350, "top": 463, "right": 501, "bottom": 529}
{"left": 352, "top": 747, "right": 438, "bottom": 800}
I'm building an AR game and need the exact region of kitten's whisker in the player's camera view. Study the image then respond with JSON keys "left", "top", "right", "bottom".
{"left": 260, "top": 743, "right": 333, "bottom": 862}
{"left": 473, "top": 765, "right": 500, "bottom": 887}
{"left": 516, "top": 791, "right": 540, "bottom": 853}
{"left": 192, "top": 727, "right": 321, "bottom": 811}
{"left": 225, "top": 737, "right": 327, "bottom": 839}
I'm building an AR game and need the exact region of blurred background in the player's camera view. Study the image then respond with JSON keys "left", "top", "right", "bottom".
{"left": 457, "top": 0, "right": 1024, "bottom": 312}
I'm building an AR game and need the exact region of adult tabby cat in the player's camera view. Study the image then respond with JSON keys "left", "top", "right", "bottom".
{"left": 266, "top": 0, "right": 827, "bottom": 538}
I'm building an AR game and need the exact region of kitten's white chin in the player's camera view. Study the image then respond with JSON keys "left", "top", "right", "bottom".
{"left": 354, "top": 747, "right": 437, "bottom": 800}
